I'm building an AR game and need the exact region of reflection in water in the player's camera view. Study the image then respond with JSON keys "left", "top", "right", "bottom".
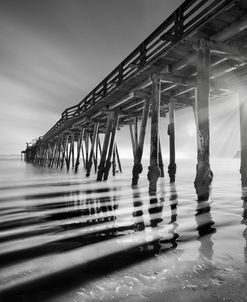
{"left": 1, "top": 158, "right": 247, "bottom": 301}
{"left": 241, "top": 187, "right": 247, "bottom": 263}
{"left": 159, "top": 183, "right": 179, "bottom": 251}
{"left": 132, "top": 189, "right": 145, "bottom": 231}
{"left": 148, "top": 193, "right": 164, "bottom": 228}
{"left": 195, "top": 199, "right": 216, "bottom": 267}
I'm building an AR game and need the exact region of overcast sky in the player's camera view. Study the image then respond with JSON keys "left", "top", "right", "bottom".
{"left": 0, "top": 0, "right": 240, "bottom": 158}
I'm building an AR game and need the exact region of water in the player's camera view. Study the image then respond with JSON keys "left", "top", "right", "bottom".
{"left": 0, "top": 157, "right": 247, "bottom": 301}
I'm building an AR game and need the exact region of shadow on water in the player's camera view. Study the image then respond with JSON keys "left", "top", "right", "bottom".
{"left": 0, "top": 178, "right": 228, "bottom": 302}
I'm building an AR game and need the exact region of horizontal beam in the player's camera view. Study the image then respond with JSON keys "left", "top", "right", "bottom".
{"left": 160, "top": 73, "right": 196, "bottom": 86}
{"left": 208, "top": 41, "right": 247, "bottom": 62}
{"left": 211, "top": 14, "right": 247, "bottom": 42}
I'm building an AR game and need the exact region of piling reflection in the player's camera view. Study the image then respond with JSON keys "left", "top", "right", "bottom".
{"left": 3, "top": 175, "right": 246, "bottom": 302}
{"left": 159, "top": 183, "right": 179, "bottom": 250}
{"left": 195, "top": 199, "right": 216, "bottom": 267}
{"left": 241, "top": 186, "right": 247, "bottom": 263}
{"left": 148, "top": 193, "right": 164, "bottom": 228}
{"left": 132, "top": 188, "right": 145, "bottom": 231}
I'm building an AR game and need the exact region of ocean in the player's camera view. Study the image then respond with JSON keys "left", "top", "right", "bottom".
{"left": 0, "top": 156, "right": 246, "bottom": 301}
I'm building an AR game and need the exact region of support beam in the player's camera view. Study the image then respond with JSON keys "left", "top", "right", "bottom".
{"left": 132, "top": 98, "right": 150, "bottom": 186}
{"left": 97, "top": 112, "right": 114, "bottom": 181}
{"left": 158, "top": 139, "right": 164, "bottom": 178}
{"left": 129, "top": 123, "right": 136, "bottom": 158}
{"left": 56, "top": 138, "right": 63, "bottom": 168}
{"left": 75, "top": 128, "right": 84, "bottom": 173}
{"left": 134, "top": 116, "right": 138, "bottom": 150}
{"left": 61, "top": 136, "right": 69, "bottom": 170}
{"left": 81, "top": 137, "right": 86, "bottom": 169}
{"left": 85, "top": 133, "right": 89, "bottom": 168}
{"left": 50, "top": 141, "right": 58, "bottom": 168}
{"left": 66, "top": 135, "right": 73, "bottom": 171}
{"left": 168, "top": 98, "right": 176, "bottom": 183}
{"left": 95, "top": 132, "right": 99, "bottom": 173}
{"left": 103, "top": 112, "right": 119, "bottom": 180}
{"left": 211, "top": 14, "right": 247, "bottom": 42}
{"left": 147, "top": 74, "right": 161, "bottom": 194}
{"left": 239, "top": 85, "right": 247, "bottom": 187}
{"left": 208, "top": 41, "right": 247, "bottom": 63}
{"left": 86, "top": 123, "right": 99, "bottom": 177}
{"left": 112, "top": 143, "right": 116, "bottom": 176}
{"left": 194, "top": 39, "right": 213, "bottom": 201}
{"left": 54, "top": 139, "right": 62, "bottom": 168}
{"left": 115, "top": 144, "right": 122, "bottom": 173}
{"left": 71, "top": 133, "right": 75, "bottom": 169}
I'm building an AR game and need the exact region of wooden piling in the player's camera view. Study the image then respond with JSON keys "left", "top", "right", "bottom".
{"left": 49, "top": 141, "right": 57, "bottom": 168}
{"left": 239, "top": 86, "right": 247, "bottom": 187}
{"left": 71, "top": 132, "right": 75, "bottom": 169}
{"left": 81, "top": 136, "right": 86, "bottom": 169}
{"left": 158, "top": 139, "right": 164, "bottom": 178}
{"left": 112, "top": 143, "right": 116, "bottom": 176}
{"left": 103, "top": 112, "right": 119, "bottom": 180}
{"left": 134, "top": 116, "right": 138, "bottom": 151}
{"left": 85, "top": 133, "right": 89, "bottom": 168}
{"left": 115, "top": 144, "right": 122, "bottom": 173}
{"left": 147, "top": 74, "right": 161, "bottom": 194}
{"left": 168, "top": 98, "right": 176, "bottom": 182}
{"left": 61, "top": 135, "right": 69, "bottom": 170}
{"left": 194, "top": 39, "right": 213, "bottom": 201}
{"left": 129, "top": 123, "right": 136, "bottom": 158}
{"left": 86, "top": 123, "right": 99, "bottom": 177}
{"left": 97, "top": 112, "right": 114, "bottom": 181}
{"left": 95, "top": 132, "right": 99, "bottom": 173}
{"left": 52, "top": 139, "right": 58, "bottom": 168}
{"left": 75, "top": 128, "right": 84, "bottom": 173}
{"left": 66, "top": 135, "right": 73, "bottom": 171}
{"left": 132, "top": 98, "right": 150, "bottom": 186}
{"left": 56, "top": 138, "right": 62, "bottom": 168}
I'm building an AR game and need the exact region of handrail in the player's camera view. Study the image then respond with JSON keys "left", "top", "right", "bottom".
{"left": 42, "top": 0, "right": 233, "bottom": 141}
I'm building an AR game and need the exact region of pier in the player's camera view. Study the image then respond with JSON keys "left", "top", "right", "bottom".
{"left": 24, "top": 0, "right": 247, "bottom": 200}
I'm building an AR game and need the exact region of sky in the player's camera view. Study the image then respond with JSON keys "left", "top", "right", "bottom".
{"left": 0, "top": 0, "right": 241, "bottom": 158}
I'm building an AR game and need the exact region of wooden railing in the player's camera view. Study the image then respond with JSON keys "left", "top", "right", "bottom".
{"left": 42, "top": 0, "right": 234, "bottom": 140}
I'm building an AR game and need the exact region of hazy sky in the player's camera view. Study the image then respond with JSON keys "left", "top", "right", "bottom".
{"left": 0, "top": 0, "right": 240, "bottom": 158}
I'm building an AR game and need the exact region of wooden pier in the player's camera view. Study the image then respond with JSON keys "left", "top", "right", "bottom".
{"left": 24, "top": 0, "right": 247, "bottom": 200}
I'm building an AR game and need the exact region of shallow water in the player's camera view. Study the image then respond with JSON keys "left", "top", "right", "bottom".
{"left": 0, "top": 157, "right": 247, "bottom": 301}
